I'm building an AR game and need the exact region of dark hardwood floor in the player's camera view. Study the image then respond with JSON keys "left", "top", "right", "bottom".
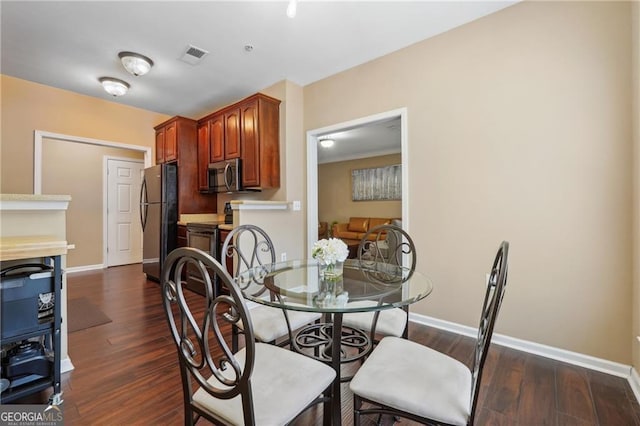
{"left": 18, "top": 264, "right": 640, "bottom": 425}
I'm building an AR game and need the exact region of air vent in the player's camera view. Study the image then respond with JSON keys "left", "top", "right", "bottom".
{"left": 180, "top": 45, "right": 209, "bottom": 65}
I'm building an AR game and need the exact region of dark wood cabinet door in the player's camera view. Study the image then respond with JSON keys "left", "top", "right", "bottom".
{"left": 210, "top": 114, "right": 224, "bottom": 163}
{"left": 155, "top": 128, "right": 165, "bottom": 163}
{"left": 177, "top": 225, "right": 188, "bottom": 248}
{"left": 224, "top": 108, "right": 241, "bottom": 159}
{"left": 197, "top": 122, "right": 210, "bottom": 191}
{"left": 218, "top": 229, "right": 233, "bottom": 273}
{"left": 164, "top": 121, "right": 178, "bottom": 162}
{"left": 240, "top": 100, "right": 259, "bottom": 187}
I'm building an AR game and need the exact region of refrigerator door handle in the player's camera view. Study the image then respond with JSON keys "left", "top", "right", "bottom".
{"left": 140, "top": 178, "right": 148, "bottom": 231}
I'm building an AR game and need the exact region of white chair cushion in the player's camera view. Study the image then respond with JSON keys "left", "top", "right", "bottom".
{"left": 341, "top": 300, "right": 407, "bottom": 337}
{"left": 350, "top": 336, "right": 472, "bottom": 426}
{"left": 239, "top": 305, "right": 321, "bottom": 343}
{"left": 193, "top": 342, "right": 335, "bottom": 425}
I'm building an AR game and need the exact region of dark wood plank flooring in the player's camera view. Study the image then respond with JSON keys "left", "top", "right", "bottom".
{"left": 16, "top": 264, "right": 640, "bottom": 425}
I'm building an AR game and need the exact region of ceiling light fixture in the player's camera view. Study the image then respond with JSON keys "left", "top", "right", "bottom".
{"left": 118, "top": 51, "right": 154, "bottom": 76}
{"left": 286, "top": 0, "right": 297, "bottom": 18}
{"left": 320, "top": 138, "right": 335, "bottom": 148}
{"left": 99, "top": 77, "right": 130, "bottom": 96}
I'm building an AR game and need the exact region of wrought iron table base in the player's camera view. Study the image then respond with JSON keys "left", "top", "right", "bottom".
{"left": 291, "top": 314, "right": 372, "bottom": 425}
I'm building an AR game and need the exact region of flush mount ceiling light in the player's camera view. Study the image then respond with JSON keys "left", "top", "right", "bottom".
{"left": 320, "top": 138, "right": 335, "bottom": 148}
{"left": 118, "top": 51, "right": 154, "bottom": 76}
{"left": 99, "top": 77, "right": 130, "bottom": 97}
{"left": 286, "top": 0, "right": 297, "bottom": 18}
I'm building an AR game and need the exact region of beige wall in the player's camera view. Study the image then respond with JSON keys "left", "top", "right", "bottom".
{"left": 1, "top": 75, "right": 169, "bottom": 267}
{"left": 318, "top": 154, "right": 402, "bottom": 226}
{"left": 305, "top": 1, "right": 633, "bottom": 363}
{"left": 42, "top": 139, "right": 144, "bottom": 267}
{"left": 1, "top": 75, "right": 168, "bottom": 193}
{"left": 632, "top": 1, "right": 640, "bottom": 372}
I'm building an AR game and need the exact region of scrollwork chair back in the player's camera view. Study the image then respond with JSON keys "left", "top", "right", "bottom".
{"left": 162, "top": 247, "right": 256, "bottom": 424}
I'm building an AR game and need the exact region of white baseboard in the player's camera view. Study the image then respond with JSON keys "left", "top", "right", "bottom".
{"left": 61, "top": 357, "right": 74, "bottom": 373}
{"left": 65, "top": 264, "right": 104, "bottom": 274}
{"left": 629, "top": 368, "right": 640, "bottom": 404}
{"left": 409, "top": 313, "right": 632, "bottom": 378}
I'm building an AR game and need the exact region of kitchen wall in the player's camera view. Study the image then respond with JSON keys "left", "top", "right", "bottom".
{"left": 1, "top": 75, "right": 169, "bottom": 267}
{"left": 318, "top": 154, "right": 402, "bottom": 226}
{"left": 304, "top": 1, "right": 633, "bottom": 363}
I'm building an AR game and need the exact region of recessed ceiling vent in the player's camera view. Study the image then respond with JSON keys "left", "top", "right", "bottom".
{"left": 180, "top": 45, "right": 209, "bottom": 65}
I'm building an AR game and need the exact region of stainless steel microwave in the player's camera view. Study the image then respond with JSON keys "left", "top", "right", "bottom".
{"left": 207, "top": 158, "right": 242, "bottom": 193}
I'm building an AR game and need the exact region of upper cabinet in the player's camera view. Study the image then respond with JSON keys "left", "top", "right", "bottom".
{"left": 239, "top": 95, "right": 280, "bottom": 189}
{"left": 197, "top": 93, "right": 281, "bottom": 191}
{"left": 224, "top": 108, "right": 241, "bottom": 160}
{"left": 155, "top": 116, "right": 215, "bottom": 214}
{"left": 155, "top": 117, "right": 189, "bottom": 164}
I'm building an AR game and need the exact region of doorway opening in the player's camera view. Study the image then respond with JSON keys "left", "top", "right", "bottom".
{"left": 306, "top": 108, "right": 408, "bottom": 256}
{"left": 34, "top": 130, "right": 151, "bottom": 271}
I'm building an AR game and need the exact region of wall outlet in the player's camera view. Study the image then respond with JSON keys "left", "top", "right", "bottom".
{"left": 292, "top": 200, "right": 301, "bottom": 211}
{"left": 281, "top": 252, "right": 287, "bottom": 262}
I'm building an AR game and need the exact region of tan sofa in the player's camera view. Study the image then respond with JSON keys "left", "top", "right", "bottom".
{"left": 331, "top": 217, "right": 397, "bottom": 242}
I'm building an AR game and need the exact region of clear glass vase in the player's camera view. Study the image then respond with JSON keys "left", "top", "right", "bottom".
{"left": 319, "top": 260, "right": 344, "bottom": 280}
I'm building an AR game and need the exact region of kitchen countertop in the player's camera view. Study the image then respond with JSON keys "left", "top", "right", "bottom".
{"left": 0, "top": 193, "right": 71, "bottom": 211}
{"left": 178, "top": 213, "right": 235, "bottom": 229}
{"left": 0, "top": 235, "right": 68, "bottom": 261}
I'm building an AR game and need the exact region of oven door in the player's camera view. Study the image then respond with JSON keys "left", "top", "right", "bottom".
{"left": 186, "top": 228, "right": 219, "bottom": 296}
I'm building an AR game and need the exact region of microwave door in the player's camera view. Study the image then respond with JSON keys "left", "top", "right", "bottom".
{"left": 224, "top": 162, "right": 233, "bottom": 192}
{"left": 209, "top": 167, "right": 223, "bottom": 193}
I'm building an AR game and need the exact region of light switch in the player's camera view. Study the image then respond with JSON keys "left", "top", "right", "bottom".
{"left": 292, "top": 201, "right": 301, "bottom": 211}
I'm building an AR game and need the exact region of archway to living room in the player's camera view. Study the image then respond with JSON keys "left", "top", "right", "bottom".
{"left": 306, "top": 108, "right": 408, "bottom": 257}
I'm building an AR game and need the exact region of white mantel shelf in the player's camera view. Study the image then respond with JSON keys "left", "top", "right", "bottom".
{"left": 230, "top": 200, "right": 290, "bottom": 210}
{"left": 0, "top": 194, "right": 71, "bottom": 210}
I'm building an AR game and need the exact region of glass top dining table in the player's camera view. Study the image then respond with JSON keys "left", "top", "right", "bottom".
{"left": 236, "top": 258, "right": 433, "bottom": 425}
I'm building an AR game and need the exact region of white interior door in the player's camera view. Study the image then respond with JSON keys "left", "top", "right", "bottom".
{"left": 107, "top": 159, "right": 144, "bottom": 266}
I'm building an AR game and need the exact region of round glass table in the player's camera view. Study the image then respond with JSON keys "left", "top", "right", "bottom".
{"left": 237, "top": 258, "right": 433, "bottom": 425}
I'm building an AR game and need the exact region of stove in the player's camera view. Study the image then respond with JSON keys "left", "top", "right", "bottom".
{"left": 185, "top": 222, "right": 220, "bottom": 296}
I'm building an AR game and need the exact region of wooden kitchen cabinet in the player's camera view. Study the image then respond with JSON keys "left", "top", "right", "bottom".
{"left": 155, "top": 120, "right": 177, "bottom": 163}
{"left": 177, "top": 225, "right": 188, "bottom": 248}
{"left": 155, "top": 116, "right": 216, "bottom": 214}
{"left": 239, "top": 94, "right": 280, "bottom": 189}
{"left": 218, "top": 229, "right": 233, "bottom": 273}
{"left": 197, "top": 114, "right": 225, "bottom": 191}
{"left": 210, "top": 114, "right": 224, "bottom": 163}
{"left": 197, "top": 121, "right": 210, "bottom": 191}
{"left": 196, "top": 92, "right": 281, "bottom": 191}
{"left": 224, "top": 108, "right": 241, "bottom": 160}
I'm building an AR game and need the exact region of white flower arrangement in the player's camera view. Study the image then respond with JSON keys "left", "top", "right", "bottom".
{"left": 312, "top": 238, "right": 349, "bottom": 265}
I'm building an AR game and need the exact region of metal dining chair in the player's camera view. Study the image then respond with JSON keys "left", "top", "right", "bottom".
{"left": 342, "top": 224, "right": 417, "bottom": 341}
{"left": 162, "top": 247, "right": 335, "bottom": 425}
{"left": 221, "top": 224, "right": 322, "bottom": 352}
{"left": 349, "top": 241, "right": 509, "bottom": 426}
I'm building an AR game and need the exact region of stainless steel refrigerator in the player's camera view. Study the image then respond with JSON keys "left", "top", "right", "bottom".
{"left": 139, "top": 163, "right": 178, "bottom": 282}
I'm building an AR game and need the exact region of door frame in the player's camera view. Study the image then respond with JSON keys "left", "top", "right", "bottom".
{"left": 33, "top": 130, "right": 152, "bottom": 194}
{"left": 305, "top": 107, "right": 409, "bottom": 256}
{"left": 34, "top": 130, "right": 152, "bottom": 271}
{"left": 104, "top": 156, "right": 145, "bottom": 267}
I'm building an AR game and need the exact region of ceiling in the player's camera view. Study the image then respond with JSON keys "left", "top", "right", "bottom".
{"left": 1, "top": 0, "right": 516, "bottom": 161}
